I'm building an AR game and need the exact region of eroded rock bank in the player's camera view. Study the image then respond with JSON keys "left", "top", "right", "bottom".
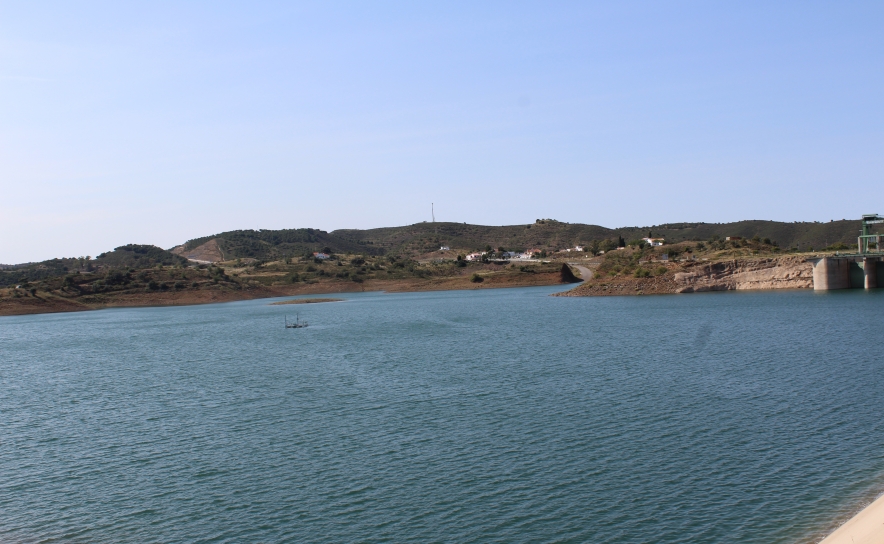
{"left": 672, "top": 256, "right": 812, "bottom": 293}
{"left": 557, "top": 257, "right": 812, "bottom": 297}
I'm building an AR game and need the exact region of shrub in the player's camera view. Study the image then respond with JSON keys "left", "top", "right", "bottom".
{"left": 105, "top": 269, "right": 128, "bottom": 285}
{"left": 655, "top": 266, "right": 668, "bottom": 276}
{"left": 634, "top": 268, "right": 650, "bottom": 278}
{"left": 470, "top": 273, "right": 484, "bottom": 283}
{"left": 147, "top": 280, "right": 159, "bottom": 290}
{"left": 824, "top": 242, "right": 851, "bottom": 251}
{"left": 191, "top": 282, "right": 199, "bottom": 288}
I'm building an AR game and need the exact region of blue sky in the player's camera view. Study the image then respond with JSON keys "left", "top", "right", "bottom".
{"left": 1, "top": 1, "right": 882, "bottom": 263}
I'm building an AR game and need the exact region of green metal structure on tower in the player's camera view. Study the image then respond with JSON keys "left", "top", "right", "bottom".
{"left": 858, "top": 214, "right": 884, "bottom": 254}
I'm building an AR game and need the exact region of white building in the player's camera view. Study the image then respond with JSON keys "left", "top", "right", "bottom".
{"left": 440, "top": 246, "right": 450, "bottom": 251}
{"left": 465, "top": 252, "right": 486, "bottom": 261}
{"left": 642, "top": 238, "right": 664, "bottom": 247}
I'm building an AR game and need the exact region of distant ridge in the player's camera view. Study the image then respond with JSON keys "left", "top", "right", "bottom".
{"left": 1, "top": 218, "right": 870, "bottom": 273}
{"left": 169, "top": 219, "right": 865, "bottom": 262}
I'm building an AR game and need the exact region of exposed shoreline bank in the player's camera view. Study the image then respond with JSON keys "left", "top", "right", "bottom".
{"left": 0, "top": 269, "right": 567, "bottom": 317}
{"left": 555, "top": 256, "right": 814, "bottom": 297}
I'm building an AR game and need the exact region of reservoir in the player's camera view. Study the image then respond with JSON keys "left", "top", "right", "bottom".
{"left": 2, "top": 286, "right": 883, "bottom": 542}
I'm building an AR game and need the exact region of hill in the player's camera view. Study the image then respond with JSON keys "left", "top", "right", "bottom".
{"left": 171, "top": 228, "right": 382, "bottom": 262}
{"left": 171, "top": 219, "right": 867, "bottom": 262}
{"left": 0, "top": 245, "right": 187, "bottom": 288}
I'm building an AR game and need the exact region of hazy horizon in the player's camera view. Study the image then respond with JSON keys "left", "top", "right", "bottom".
{"left": 2, "top": 2, "right": 882, "bottom": 263}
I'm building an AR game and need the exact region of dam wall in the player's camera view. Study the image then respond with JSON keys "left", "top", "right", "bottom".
{"left": 810, "top": 257, "right": 884, "bottom": 290}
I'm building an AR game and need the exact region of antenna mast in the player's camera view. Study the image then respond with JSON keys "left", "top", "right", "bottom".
{"left": 432, "top": 203, "right": 435, "bottom": 223}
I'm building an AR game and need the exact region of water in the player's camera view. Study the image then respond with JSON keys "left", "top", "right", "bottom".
{"left": 2, "top": 286, "right": 883, "bottom": 543}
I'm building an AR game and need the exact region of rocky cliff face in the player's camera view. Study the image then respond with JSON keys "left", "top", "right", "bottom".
{"left": 673, "top": 257, "right": 812, "bottom": 293}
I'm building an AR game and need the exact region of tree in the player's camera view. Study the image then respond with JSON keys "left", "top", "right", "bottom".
{"left": 599, "top": 239, "right": 618, "bottom": 252}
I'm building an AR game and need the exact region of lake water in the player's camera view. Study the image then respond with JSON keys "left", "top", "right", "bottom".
{"left": 2, "top": 286, "right": 884, "bottom": 543}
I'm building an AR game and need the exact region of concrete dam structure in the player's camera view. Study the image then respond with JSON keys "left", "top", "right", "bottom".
{"left": 810, "top": 257, "right": 884, "bottom": 290}
{"left": 811, "top": 214, "right": 884, "bottom": 291}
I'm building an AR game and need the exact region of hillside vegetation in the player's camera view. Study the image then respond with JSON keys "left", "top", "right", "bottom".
{"left": 171, "top": 218, "right": 868, "bottom": 262}
{"left": 1, "top": 218, "right": 873, "bottom": 289}
{"left": 0, "top": 245, "right": 187, "bottom": 288}
{"left": 173, "top": 228, "right": 382, "bottom": 262}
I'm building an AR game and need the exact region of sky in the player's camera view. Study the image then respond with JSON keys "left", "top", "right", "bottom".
{"left": 1, "top": 1, "right": 882, "bottom": 263}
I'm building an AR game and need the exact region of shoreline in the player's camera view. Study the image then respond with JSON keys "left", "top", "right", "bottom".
{"left": 0, "top": 270, "right": 567, "bottom": 317}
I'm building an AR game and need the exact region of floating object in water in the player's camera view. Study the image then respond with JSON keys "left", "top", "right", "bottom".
{"left": 285, "top": 314, "right": 308, "bottom": 328}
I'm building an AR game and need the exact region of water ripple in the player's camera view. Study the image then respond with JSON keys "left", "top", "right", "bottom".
{"left": 1, "top": 288, "right": 883, "bottom": 542}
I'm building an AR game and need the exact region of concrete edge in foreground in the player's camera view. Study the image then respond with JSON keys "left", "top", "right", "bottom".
{"left": 819, "top": 493, "right": 884, "bottom": 544}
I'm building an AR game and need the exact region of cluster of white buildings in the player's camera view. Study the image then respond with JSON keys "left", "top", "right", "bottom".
{"left": 464, "top": 249, "right": 542, "bottom": 261}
